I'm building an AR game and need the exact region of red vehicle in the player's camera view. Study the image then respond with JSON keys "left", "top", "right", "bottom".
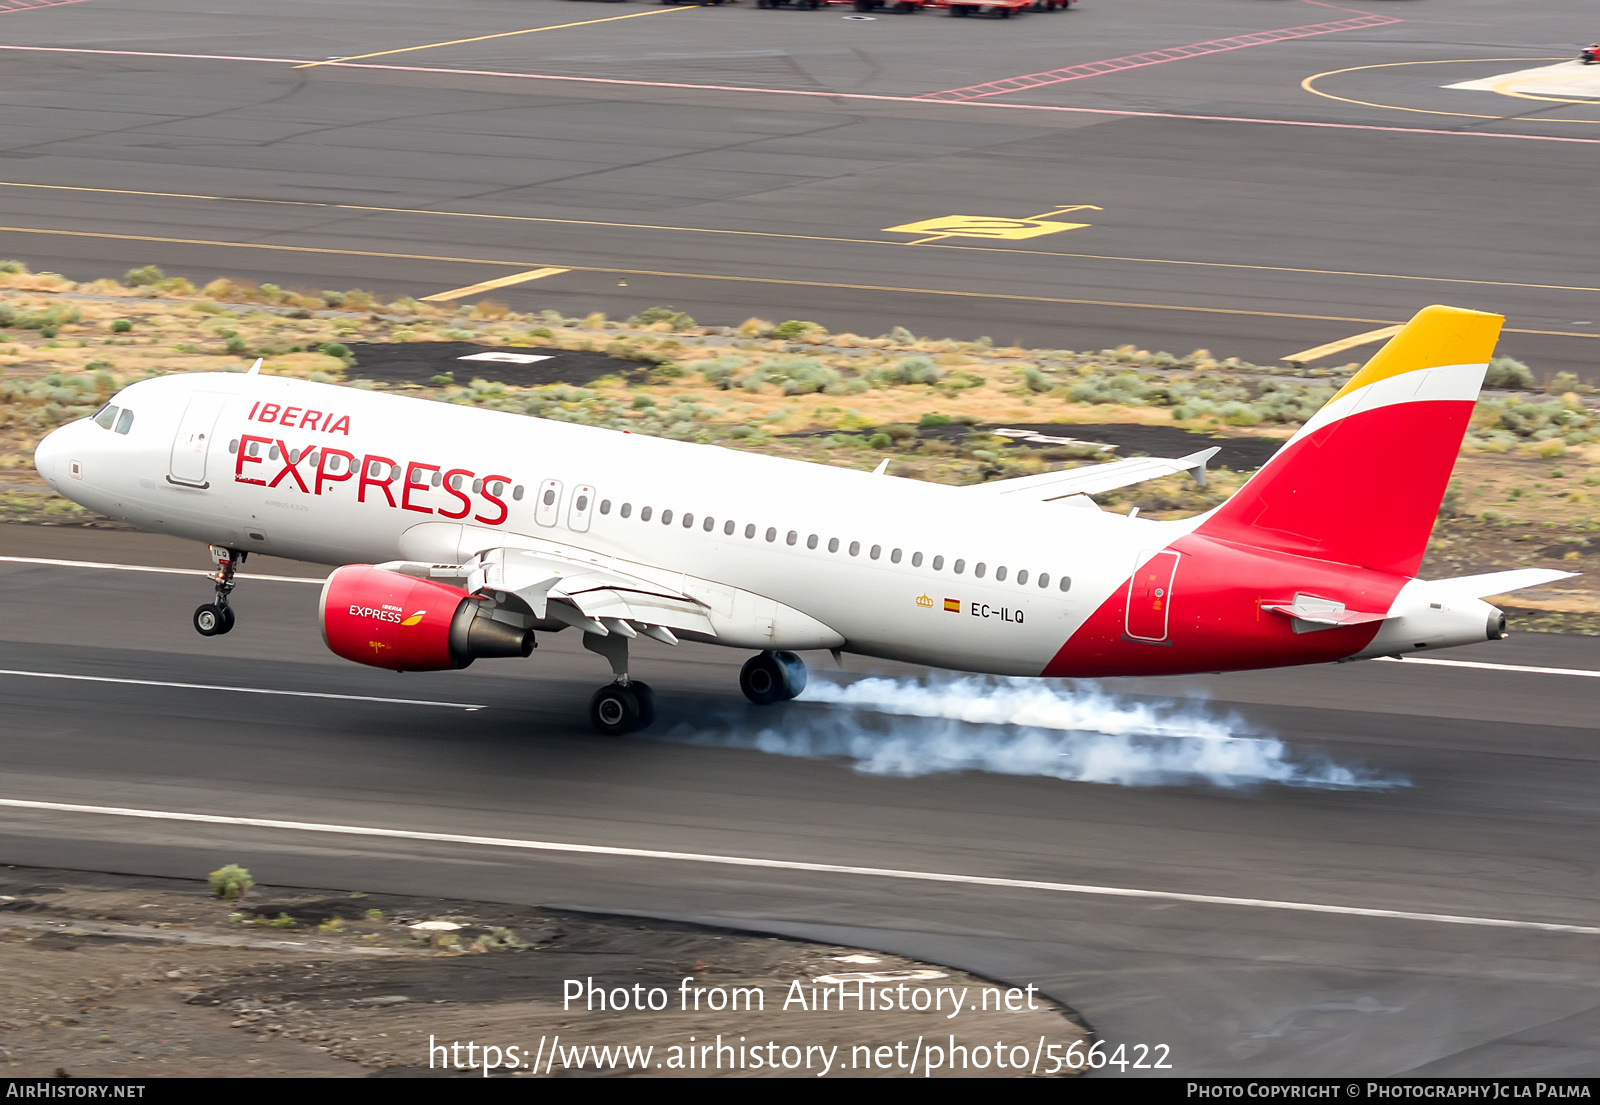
{"left": 932, "top": 0, "right": 1032, "bottom": 16}
{"left": 849, "top": 0, "right": 936, "bottom": 11}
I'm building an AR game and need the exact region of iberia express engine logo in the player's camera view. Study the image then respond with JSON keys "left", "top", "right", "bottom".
{"left": 350, "top": 602, "right": 428, "bottom": 655}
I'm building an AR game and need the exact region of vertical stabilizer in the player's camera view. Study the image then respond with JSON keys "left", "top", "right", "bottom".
{"left": 1200, "top": 305, "right": 1502, "bottom": 576}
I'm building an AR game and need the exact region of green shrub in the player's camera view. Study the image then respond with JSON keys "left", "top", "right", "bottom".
{"left": 631, "top": 306, "right": 696, "bottom": 331}
{"left": 0, "top": 260, "right": 27, "bottom": 275}
{"left": 1021, "top": 366, "right": 1050, "bottom": 393}
{"left": 919, "top": 412, "right": 952, "bottom": 427}
{"left": 268, "top": 913, "right": 296, "bottom": 929}
{"left": 886, "top": 326, "right": 915, "bottom": 345}
{"left": 868, "top": 432, "right": 892, "bottom": 449}
{"left": 124, "top": 264, "right": 167, "bottom": 288}
{"left": 772, "top": 319, "right": 822, "bottom": 340}
{"left": 365, "top": 908, "right": 383, "bottom": 921}
{"left": 1485, "top": 355, "right": 1533, "bottom": 390}
{"left": 208, "top": 863, "right": 254, "bottom": 900}
{"left": 318, "top": 341, "right": 351, "bottom": 359}
{"left": 109, "top": 318, "right": 132, "bottom": 333}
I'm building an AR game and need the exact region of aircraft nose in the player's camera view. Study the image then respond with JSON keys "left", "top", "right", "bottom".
{"left": 34, "top": 424, "right": 73, "bottom": 488}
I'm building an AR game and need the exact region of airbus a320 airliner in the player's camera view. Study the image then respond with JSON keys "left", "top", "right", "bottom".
{"left": 33, "top": 304, "right": 1570, "bottom": 733}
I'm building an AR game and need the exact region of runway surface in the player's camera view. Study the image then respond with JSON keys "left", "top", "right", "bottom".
{"left": 1, "top": 525, "right": 1598, "bottom": 1075}
{"left": 0, "top": 0, "right": 1597, "bottom": 376}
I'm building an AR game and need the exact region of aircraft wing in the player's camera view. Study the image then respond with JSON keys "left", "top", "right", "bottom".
{"left": 379, "top": 547, "right": 714, "bottom": 642}
{"left": 961, "top": 447, "right": 1221, "bottom": 504}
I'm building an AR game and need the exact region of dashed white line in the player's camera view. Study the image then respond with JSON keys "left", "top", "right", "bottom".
{"left": 0, "top": 798, "right": 1592, "bottom": 936}
{"left": 1376, "top": 656, "right": 1600, "bottom": 678}
{"left": 0, "top": 555, "right": 324, "bottom": 583}
{"left": 0, "top": 669, "right": 484, "bottom": 710}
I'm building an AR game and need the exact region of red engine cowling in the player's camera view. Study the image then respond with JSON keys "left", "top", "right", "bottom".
{"left": 319, "top": 564, "right": 533, "bottom": 671}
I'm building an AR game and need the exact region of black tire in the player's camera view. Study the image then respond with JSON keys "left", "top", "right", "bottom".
{"left": 740, "top": 653, "right": 785, "bottom": 705}
{"left": 218, "top": 606, "right": 236, "bottom": 635}
{"left": 998, "top": 6, "right": 1012, "bottom": 16}
{"left": 590, "top": 684, "right": 641, "bottom": 736}
{"left": 853, "top": 0, "right": 872, "bottom": 9}
{"left": 950, "top": 5, "right": 970, "bottom": 16}
{"left": 629, "top": 681, "right": 657, "bottom": 729}
{"left": 193, "top": 604, "right": 225, "bottom": 637}
{"left": 740, "top": 651, "right": 807, "bottom": 705}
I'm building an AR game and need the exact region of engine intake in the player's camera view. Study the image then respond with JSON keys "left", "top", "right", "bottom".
{"left": 319, "top": 564, "right": 533, "bottom": 671}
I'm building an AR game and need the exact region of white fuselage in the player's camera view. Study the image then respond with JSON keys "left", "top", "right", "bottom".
{"left": 34, "top": 372, "right": 1184, "bottom": 675}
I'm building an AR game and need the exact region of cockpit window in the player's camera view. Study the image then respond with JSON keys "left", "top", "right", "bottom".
{"left": 114, "top": 409, "right": 135, "bottom": 435}
{"left": 93, "top": 404, "right": 118, "bottom": 430}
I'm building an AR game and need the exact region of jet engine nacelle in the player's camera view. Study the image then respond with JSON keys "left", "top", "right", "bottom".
{"left": 319, "top": 564, "right": 533, "bottom": 671}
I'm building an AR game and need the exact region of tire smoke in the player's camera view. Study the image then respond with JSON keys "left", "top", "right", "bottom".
{"left": 664, "top": 675, "right": 1400, "bottom": 790}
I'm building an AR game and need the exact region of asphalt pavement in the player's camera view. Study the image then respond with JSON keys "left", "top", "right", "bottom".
{"left": 0, "top": 0, "right": 1596, "bottom": 375}
{"left": 0, "top": 525, "right": 1597, "bottom": 1075}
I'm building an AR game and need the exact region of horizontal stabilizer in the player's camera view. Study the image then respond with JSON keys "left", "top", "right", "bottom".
{"left": 1418, "top": 568, "right": 1578, "bottom": 599}
{"left": 965, "top": 447, "right": 1220, "bottom": 503}
{"left": 1261, "top": 599, "right": 1389, "bottom": 628}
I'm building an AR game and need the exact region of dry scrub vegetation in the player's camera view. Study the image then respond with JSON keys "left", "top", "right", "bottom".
{"left": 0, "top": 260, "right": 1595, "bottom": 627}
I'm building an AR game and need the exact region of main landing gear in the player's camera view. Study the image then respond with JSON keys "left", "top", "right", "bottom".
{"left": 580, "top": 637, "right": 809, "bottom": 735}
{"left": 583, "top": 631, "right": 657, "bottom": 736}
{"left": 193, "top": 544, "right": 243, "bottom": 637}
{"left": 740, "top": 650, "right": 807, "bottom": 705}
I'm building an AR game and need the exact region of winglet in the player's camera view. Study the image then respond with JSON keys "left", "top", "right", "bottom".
{"left": 1180, "top": 446, "right": 1220, "bottom": 489}
{"left": 247, "top": 358, "right": 263, "bottom": 375}
{"left": 871, "top": 459, "right": 889, "bottom": 476}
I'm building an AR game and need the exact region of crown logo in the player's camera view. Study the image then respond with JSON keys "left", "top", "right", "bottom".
{"left": 915, "top": 593, "right": 934, "bottom": 608}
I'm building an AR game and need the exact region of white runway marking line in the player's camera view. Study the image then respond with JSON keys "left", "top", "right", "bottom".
{"left": 1376, "top": 656, "right": 1600, "bottom": 678}
{"left": 0, "top": 670, "right": 485, "bottom": 711}
{"left": 0, "top": 799, "right": 1592, "bottom": 936}
{"left": 0, "top": 555, "right": 324, "bottom": 583}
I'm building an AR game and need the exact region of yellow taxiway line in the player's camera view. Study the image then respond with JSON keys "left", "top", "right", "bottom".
{"left": 294, "top": 7, "right": 694, "bottom": 70}
{"left": 0, "top": 223, "right": 1594, "bottom": 341}
{"left": 2, "top": 180, "right": 1597, "bottom": 298}
{"left": 1282, "top": 324, "right": 1403, "bottom": 364}
{"left": 419, "top": 267, "right": 569, "bottom": 302}
{"left": 1300, "top": 58, "right": 1598, "bottom": 124}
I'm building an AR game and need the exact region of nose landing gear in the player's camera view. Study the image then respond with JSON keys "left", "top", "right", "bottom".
{"left": 740, "top": 650, "right": 807, "bottom": 705}
{"left": 193, "top": 544, "right": 244, "bottom": 637}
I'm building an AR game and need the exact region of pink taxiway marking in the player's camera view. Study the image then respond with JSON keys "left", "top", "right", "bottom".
{"left": 0, "top": 0, "right": 95, "bottom": 11}
{"left": 1, "top": 43, "right": 1595, "bottom": 147}
{"left": 922, "top": 12, "right": 1402, "bottom": 102}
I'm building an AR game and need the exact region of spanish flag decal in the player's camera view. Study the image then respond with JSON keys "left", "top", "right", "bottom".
{"left": 943, "top": 598, "right": 960, "bottom": 613}
{"left": 400, "top": 611, "right": 427, "bottom": 627}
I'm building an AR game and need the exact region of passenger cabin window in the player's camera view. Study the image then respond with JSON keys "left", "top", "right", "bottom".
{"left": 953, "top": 559, "right": 964, "bottom": 574}
{"left": 849, "top": 541, "right": 860, "bottom": 557}
{"left": 975, "top": 563, "right": 986, "bottom": 579}
{"left": 705, "top": 517, "right": 717, "bottom": 533}
{"left": 910, "top": 552, "right": 922, "bottom": 567}
{"left": 891, "top": 549, "right": 902, "bottom": 564}
{"left": 827, "top": 538, "right": 839, "bottom": 553}
{"left": 1038, "top": 573, "right": 1049, "bottom": 588}
{"left": 932, "top": 556, "right": 944, "bottom": 570}
{"left": 661, "top": 509, "right": 673, "bottom": 525}
{"left": 1016, "top": 570, "right": 1027, "bottom": 585}
{"left": 641, "top": 506, "right": 652, "bottom": 521}
{"left": 621, "top": 503, "right": 632, "bottom": 518}
{"left": 786, "top": 530, "right": 797, "bottom": 546}
{"left": 766, "top": 528, "right": 777, "bottom": 542}
{"left": 744, "top": 524, "right": 755, "bottom": 538}
{"left": 599, "top": 499, "right": 610, "bottom": 514}
{"left": 93, "top": 405, "right": 118, "bottom": 430}
{"left": 995, "top": 566, "right": 1006, "bottom": 581}
{"left": 682, "top": 512, "right": 694, "bottom": 528}
{"left": 1060, "top": 576, "right": 1072, "bottom": 592}
{"left": 723, "top": 520, "right": 735, "bottom": 535}
{"left": 514, "top": 485, "right": 526, "bottom": 501}
{"left": 806, "top": 534, "right": 818, "bottom": 550}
